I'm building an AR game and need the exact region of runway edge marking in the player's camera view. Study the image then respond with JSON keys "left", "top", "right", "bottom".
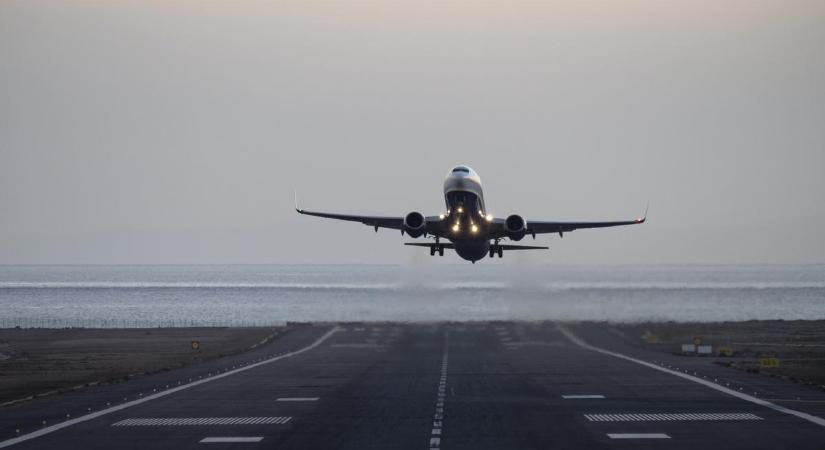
{"left": 0, "top": 327, "right": 341, "bottom": 449}
{"left": 557, "top": 325, "right": 825, "bottom": 428}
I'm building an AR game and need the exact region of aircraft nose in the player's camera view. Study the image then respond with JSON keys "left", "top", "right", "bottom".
{"left": 449, "top": 166, "right": 474, "bottom": 177}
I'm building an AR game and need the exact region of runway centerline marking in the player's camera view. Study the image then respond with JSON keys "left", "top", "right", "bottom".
{"left": 0, "top": 327, "right": 340, "bottom": 449}
{"left": 201, "top": 437, "right": 263, "bottom": 443}
{"left": 562, "top": 395, "right": 605, "bottom": 399}
{"left": 608, "top": 433, "right": 670, "bottom": 439}
{"left": 557, "top": 325, "right": 825, "bottom": 428}
{"left": 428, "top": 330, "right": 450, "bottom": 450}
{"left": 276, "top": 397, "right": 319, "bottom": 402}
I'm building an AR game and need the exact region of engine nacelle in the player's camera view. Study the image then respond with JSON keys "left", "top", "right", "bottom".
{"left": 403, "top": 211, "right": 427, "bottom": 238}
{"left": 504, "top": 214, "right": 526, "bottom": 241}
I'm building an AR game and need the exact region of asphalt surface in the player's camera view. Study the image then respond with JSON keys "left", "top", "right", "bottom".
{"left": 1, "top": 322, "right": 824, "bottom": 449}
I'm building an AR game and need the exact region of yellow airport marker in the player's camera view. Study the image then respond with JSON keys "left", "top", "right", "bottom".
{"left": 760, "top": 358, "right": 780, "bottom": 369}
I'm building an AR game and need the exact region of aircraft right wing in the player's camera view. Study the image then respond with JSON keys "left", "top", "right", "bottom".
{"left": 294, "top": 190, "right": 411, "bottom": 231}
{"left": 295, "top": 207, "right": 405, "bottom": 231}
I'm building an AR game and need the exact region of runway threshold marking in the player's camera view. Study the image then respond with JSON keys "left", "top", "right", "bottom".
{"left": 113, "top": 417, "right": 291, "bottom": 426}
{"left": 562, "top": 395, "right": 605, "bottom": 399}
{"left": 276, "top": 397, "right": 319, "bottom": 402}
{"left": 557, "top": 325, "right": 825, "bottom": 428}
{"left": 585, "top": 412, "right": 762, "bottom": 422}
{"left": 201, "top": 437, "right": 263, "bottom": 443}
{"left": 608, "top": 433, "right": 670, "bottom": 439}
{"left": 0, "top": 327, "right": 341, "bottom": 449}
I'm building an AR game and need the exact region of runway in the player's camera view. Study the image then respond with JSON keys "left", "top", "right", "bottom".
{"left": 1, "top": 323, "right": 824, "bottom": 449}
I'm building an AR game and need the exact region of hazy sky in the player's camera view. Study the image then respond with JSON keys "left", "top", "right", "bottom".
{"left": 1, "top": 0, "right": 823, "bottom": 264}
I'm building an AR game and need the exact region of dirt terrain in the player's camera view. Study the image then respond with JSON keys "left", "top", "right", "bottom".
{"left": 0, "top": 327, "right": 285, "bottom": 405}
{"left": 612, "top": 320, "right": 825, "bottom": 387}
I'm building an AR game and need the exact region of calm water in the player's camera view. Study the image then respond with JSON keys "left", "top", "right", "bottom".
{"left": 1, "top": 264, "right": 824, "bottom": 327}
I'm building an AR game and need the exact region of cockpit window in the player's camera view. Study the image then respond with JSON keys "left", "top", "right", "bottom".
{"left": 452, "top": 166, "right": 470, "bottom": 173}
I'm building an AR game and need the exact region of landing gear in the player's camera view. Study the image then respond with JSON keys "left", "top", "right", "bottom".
{"left": 489, "top": 239, "right": 504, "bottom": 258}
{"left": 430, "top": 237, "right": 445, "bottom": 257}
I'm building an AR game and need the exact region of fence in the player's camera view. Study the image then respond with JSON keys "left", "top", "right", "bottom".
{"left": 0, "top": 317, "right": 288, "bottom": 329}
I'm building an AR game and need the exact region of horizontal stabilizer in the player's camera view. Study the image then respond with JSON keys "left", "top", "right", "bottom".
{"left": 404, "top": 243, "right": 455, "bottom": 249}
{"left": 404, "top": 243, "right": 547, "bottom": 250}
{"left": 499, "top": 244, "right": 548, "bottom": 250}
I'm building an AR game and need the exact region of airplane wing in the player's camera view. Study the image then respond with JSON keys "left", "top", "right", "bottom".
{"left": 492, "top": 206, "right": 647, "bottom": 238}
{"left": 527, "top": 217, "right": 645, "bottom": 236}
{"left": 296, "top": 207, "right": 405, "bottom": 231}
{"left": 294, "top": 191, "right": 412, "bottom": 231}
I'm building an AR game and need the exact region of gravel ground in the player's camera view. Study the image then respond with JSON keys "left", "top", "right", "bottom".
{"left": 612, "top": 320, "right": 825, "bottom": 387}
{"left": 0, "top": 326, "right": 285, "bottom": 404}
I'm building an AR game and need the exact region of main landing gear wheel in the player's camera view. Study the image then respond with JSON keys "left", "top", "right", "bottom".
{"left": 430, "top": 246, "right": 436, "bottom": 256}
{"left": 438, "top": 247, "right": 444, "bottom": 256}
{"left": 490, "top": 240, "right": 504, "bottom": 258}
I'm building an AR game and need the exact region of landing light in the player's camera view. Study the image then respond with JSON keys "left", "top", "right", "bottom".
{"left": 471, "top": 224, "right": 478, "bottom": 233}
{"left": 485, "top": 214, "right": 493, "bottom": 222}
{"left": 452, "top": 223, "right": 460, "bottom": 232}
{"left": 457, "top": 207, "right": 463, "bottom": 213}
{"left": 439, "top": 214, "right": 445, "bottom": 219}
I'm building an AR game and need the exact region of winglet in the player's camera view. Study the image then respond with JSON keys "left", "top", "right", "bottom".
{"left": 294, "top": 189, "right": 303, "bottom": 213}
{"left": 636, "top": 201, "right": 649, "bottom": 223}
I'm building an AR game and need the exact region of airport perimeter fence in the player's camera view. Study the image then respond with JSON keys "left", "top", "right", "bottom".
{"left": 0, "top": 317, "right": 288, "bottom": 329}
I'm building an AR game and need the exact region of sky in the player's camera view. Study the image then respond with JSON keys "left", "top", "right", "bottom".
{"left": 1, "top": 0, "right": 823, "bottom": 265}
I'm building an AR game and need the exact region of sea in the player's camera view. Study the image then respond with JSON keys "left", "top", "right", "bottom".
{"left": 1, "top": 264, "right": 824, "bottom": 327}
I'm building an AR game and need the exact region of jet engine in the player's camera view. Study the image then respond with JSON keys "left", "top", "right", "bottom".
{"left": 504, "top": 214, "right": 526, "bottom": 241}
{"left": 403, "top": 211, "right": 427, "bottom": 238}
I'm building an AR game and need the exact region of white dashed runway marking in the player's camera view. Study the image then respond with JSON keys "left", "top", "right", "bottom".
{"left": 585, "top": 412, "right": 762, "bottom": 422}
{"left": 330, "top": 343, "right": 384, "bottom": 349}
{"left": 112, "top": 417, "right": 292, "bottom": 426}
{"left": 608, "top": 433, "right": 670, "bottom": 439}
{"left": 562, "top": 395, "right": 605, "bottom": 399}
{"left": 200, "top": 437, "right": 263, "bottom": 443}
{"left": 429, "top": 331, "right": 450, "bottom": 450}
{"left": 276, "top": 397, "right": 319, "bottom": 402}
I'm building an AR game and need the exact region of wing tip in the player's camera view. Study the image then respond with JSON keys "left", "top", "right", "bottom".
{"left": 293, "top": 189, "right": 303, "bottom": 214}
{"left": 635, "top": 201, "right": 649, "bottom": 223}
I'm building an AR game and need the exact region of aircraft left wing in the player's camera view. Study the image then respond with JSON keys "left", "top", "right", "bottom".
{"left": 491, "top": 206, "right": 646, "bottom": 238}
{"left": 526, "top": 217, "right": 645, "bottom": 236}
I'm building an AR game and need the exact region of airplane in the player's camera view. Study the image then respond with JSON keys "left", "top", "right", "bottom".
{"left": 296, "top": 165, "right": 646, "bottom": 263}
